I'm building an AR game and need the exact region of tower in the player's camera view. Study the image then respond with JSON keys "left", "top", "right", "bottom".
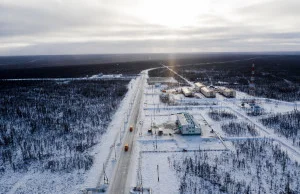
{"left": 249, "top": 63, "right": 255, "bottom": 97}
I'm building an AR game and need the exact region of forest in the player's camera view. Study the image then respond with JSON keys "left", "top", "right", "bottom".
{"left": 221, "top": 122, "right": 259, "bottom": 137}
{"left": 208, "top": 110, "right": 237, "bottom": 121}
{"left": 0, "top": 80, "right": 128, "bottom": 173}
{"left": 170, "top": 139, "right": 300, "bottom": 194}
{"left": 260, "top": 110, "right": 300, "bottom": 147}
{"left": 149, "top": 56, "right": 300, "bottom": 102}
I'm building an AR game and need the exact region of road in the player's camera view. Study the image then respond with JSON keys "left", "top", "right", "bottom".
{"left": 108, "top": 71, "right": 146, "bottom": 194}
{"left": 162, "top": 65, "right": 194, "bottom": 87}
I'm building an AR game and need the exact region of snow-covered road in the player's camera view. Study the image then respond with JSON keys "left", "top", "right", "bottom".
{"left": 108, "top": 71, "right": 146, "bottom": 194}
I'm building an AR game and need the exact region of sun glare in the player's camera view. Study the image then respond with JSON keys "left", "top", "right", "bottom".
{"left": 138, "top": 0, "right": 210, "bottom": 28}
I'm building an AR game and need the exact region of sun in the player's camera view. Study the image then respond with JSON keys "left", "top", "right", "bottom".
{"left": 138, "top": 0, "right": 210, "bottom": 28}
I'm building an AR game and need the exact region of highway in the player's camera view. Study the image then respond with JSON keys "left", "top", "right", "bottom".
{"left": 108, "top": 71, "right": 146, "bottom": 194}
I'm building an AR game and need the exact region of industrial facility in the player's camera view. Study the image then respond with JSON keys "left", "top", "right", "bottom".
{"left": 182, "top": 87, "right": 193, "bottom": 97}
{"left": 242, "top": 103, "right": 263, "bottom": 115}
{"left": 200, "top": 87, "right": 216, "bottom": 98}
{"left": 195, "top": 82, "right": 205, "bottom": 91}
{"left": 218, "top": 87, "right": 236, "bottom": 98}
{"left": 176, "top": 113, "right": 201, "bottom": 135}
{"left": 194, "top": 82, "right": 216, "bottom": 98}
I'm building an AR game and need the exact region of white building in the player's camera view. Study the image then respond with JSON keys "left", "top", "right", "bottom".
{"left": 182, "top": 87, "right": 193, "bottom": 97}
{"left": 195, "top": 82, "right": 206, "bottom": 91}
{"left": 200, "top": 87, "right": 216, "bottom": 98}
{"left": 176, "top": 113, "right": 201, "bottom": 135}
{"left": 218, "top": 87, "right": 236, "bottom": 98}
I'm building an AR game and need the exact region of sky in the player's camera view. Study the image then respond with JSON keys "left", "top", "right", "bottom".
{"left": 0, "top": 0, "right": 300, "bottom": 56}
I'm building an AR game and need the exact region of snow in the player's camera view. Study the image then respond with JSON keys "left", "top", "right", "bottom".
{"left": 1, "top": 64, "right": 300, "bottom": 193}
{"left": 0, "top": 76, "right": 139, "bottom": 194}
{"left": 83, "top": 77, "right": 141, "bottom": 189}
{"left": 127, "top": 68, "right": 300, "bottom": 194}
{"left": 1, "top": 169, "right": 86, "bottom": 194}
{"left": 141, "top": 152, "right": 179, "bottom": 193}
{"left": 1, "top": 74, "right": 135, "bottom": 81}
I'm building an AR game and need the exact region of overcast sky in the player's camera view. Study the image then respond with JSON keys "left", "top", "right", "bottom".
{"left": 0, "top": 0, "right": 300, "bottom": 56}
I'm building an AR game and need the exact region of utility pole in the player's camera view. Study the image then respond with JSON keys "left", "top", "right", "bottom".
{"left": 157, "top": 165, "right": 160, "bottom": 182}
{"left": 155, "top": 133, "right": 158, "bottom": 150}
{"left": 114, "top": 143, "right": 117, "bottom": 160}
{"left": 249, "top": 63, "right": 256, "bottom": 102}
{"left": 124, "top": 120, "right": 126, "bottom": 132}
{"left": 103, "top": 164, "right": 109, "bottom": 184}
{"left": 119, "top": 127, "right": 122, "bottom": 144}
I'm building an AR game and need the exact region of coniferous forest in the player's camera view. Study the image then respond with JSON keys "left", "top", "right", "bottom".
{"left": 171, "top": 139, "right": 300, "bottom": 194}
{"left": 0, "top": 80, "right": 128, "bottom": 173}
{"left": 261, "top": 110, "right": 300, "bottom": 147}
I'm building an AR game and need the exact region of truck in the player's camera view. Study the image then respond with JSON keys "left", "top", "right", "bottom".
{"left": 129, "top": 126, "right": 133, "bottom": 132}
{"left": 124, "top": 144, "right": 129, "bottom": 152}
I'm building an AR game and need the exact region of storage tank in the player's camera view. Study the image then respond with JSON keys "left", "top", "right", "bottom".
{"left": 200, "top": 87, "right": 216, "bottom": 98}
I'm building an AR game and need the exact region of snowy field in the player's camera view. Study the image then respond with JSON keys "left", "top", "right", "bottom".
{"left": 0, "top": 79, "right": 133, "bottom": 194}
{"left": 1, "top": 66, "right": 299, "bottom": 194}
{"left": 137, "top": 138, "right": 300, "bottom": 194}
{"left": 129, "top": 75, "right": 300, "bottom": 194}
{"left": 171, "top": 139, "right": 300, "bottom": 194}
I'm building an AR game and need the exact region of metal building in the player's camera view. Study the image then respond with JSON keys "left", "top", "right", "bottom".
{"left": 200, "top": 87, "right": 216, "bottom": 98}
{"left": 219, "top": 87, "right": 236, "bottom": 98}
{"left": 176, "top": 113, "right": 201, "bottom": 135}
{"left": 182, "top": 87, "right": 193, "bottom": 97}
{"left": 195, "top": 82, "right": 206, "bottom": 91}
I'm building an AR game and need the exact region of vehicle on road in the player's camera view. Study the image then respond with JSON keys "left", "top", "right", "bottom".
{"left": 124, "top": 144, "right": 129, "bottom": 151}
{"left": 130, "top": 126, "right": 133, "bottom": 132}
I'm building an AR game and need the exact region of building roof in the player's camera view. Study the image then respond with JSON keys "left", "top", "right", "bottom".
{"left": 177, "top": 113, "right": 198, "bottom": 127}
{"left": 219, "top": 87, "right": 235, "bottom": 92}
{"left": 195, "top": 82, "right": 205, "bottom": 88}
{"left": 201, "top": 87, "right": 214, "bottom": 93}
{"left": 182, "top": 87, "right": 191, "bottom": 93}
{"left": 177, "top": 113, "right": 189, "bottom": 125}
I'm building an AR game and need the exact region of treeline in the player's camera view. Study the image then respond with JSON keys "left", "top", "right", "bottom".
{"left": 148, "top": 68, "right": 188, "bottom": 86}
{"left": 0, "top": 80, "right": 128, "bottom": 172}
{"left": 260, "top": 110, "right": 300, "bottom": 147}
{"left": 175, "top": 60, "right": 300, "bottom": 102}
{"left": 208, "top": 110, "right": 237, "bottom": 121}
{"left": 231, "top": 82, "right": 299, "bottom": 102}
{"left": 171, "top": 139, "right": 300, "bottom": 194}
{"left": 221, "top": 122, "right": 259, "bottom": 137}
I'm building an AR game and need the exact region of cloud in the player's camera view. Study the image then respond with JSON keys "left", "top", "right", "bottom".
{"left": 0, "top": 0, "right": 299, "bottom": 55}
{"left": 235, "top": 0, "right": 300, "bottom": 31}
